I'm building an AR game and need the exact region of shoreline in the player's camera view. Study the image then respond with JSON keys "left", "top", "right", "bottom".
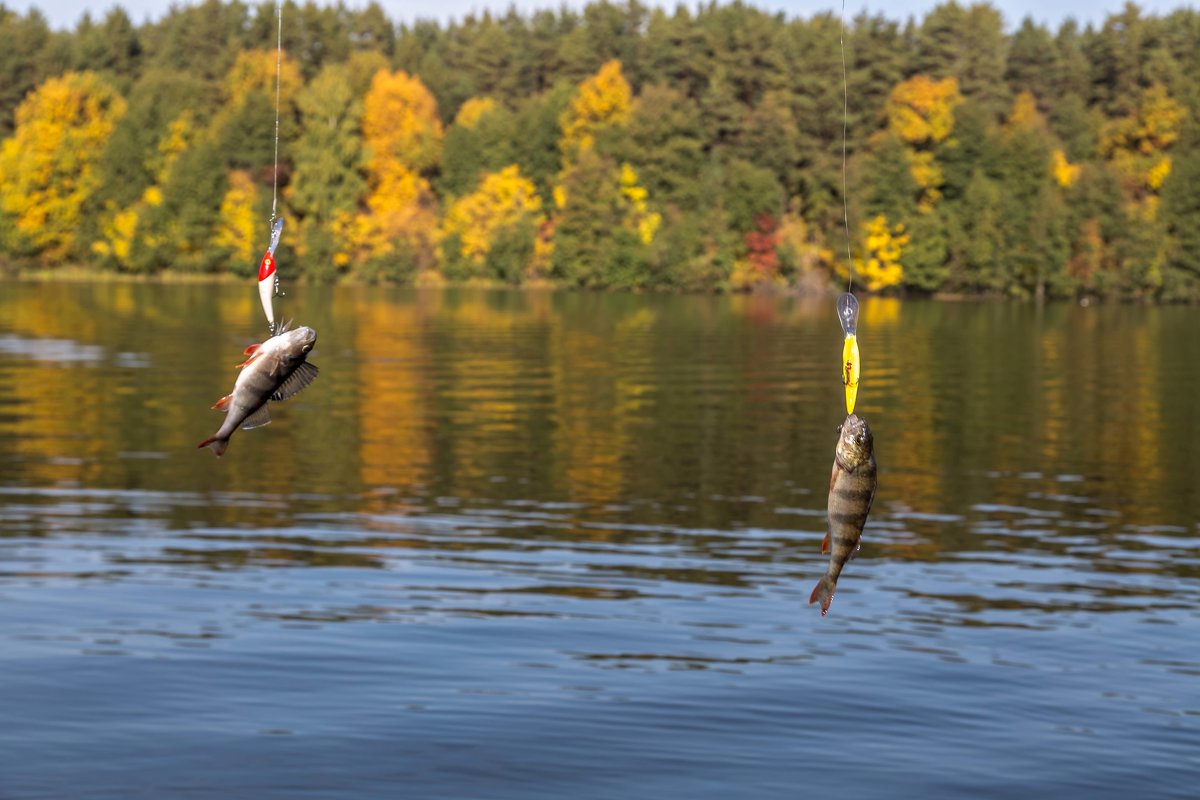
{"left": 0, "top": 266, "right": 1174, "bottom": 304}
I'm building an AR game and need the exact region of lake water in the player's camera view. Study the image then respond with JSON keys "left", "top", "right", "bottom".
{"left": 0, "top": 282, "right": 1196, "bottom": 798}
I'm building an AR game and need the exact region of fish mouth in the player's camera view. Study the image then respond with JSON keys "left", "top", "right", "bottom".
{"left": 287, "top": 326, "right": 317, "bottom": 353}
{"left": 842, "top": 414, "right": 872, "bottom": 448}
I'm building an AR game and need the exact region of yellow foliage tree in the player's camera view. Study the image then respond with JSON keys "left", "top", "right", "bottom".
{"left": 835, "top": 214, "right": 908, "bottom": 291}
{"left": 618, "top": 163, "right": 661, "bottom": 244}
{"left": 1051, "top": 149, "right": 1081, "bottom": 188}
{"left": 1100, "top": 83, "right": 1186, "bottom": 219}
{"left": 152, "top": 111, "right": 199, "bottom": 183}
{"left": 455, "top": 96, "right": 498, "bottom": 130}
{"left": 225, "top": 49, "right": 303, "bottom": 108}
{"left": 362, "top": 68, "right": 443, "bottom": 174}
{"left": 441, "top": 165, "right": 545, "bottom": 266}
{"left": 560, "top": 60, "right": 632, "bottom": 158}
{"left": 0, "top": 71, "right": 126, "bottom": 261}
{"left": 887, "top": 76, "right": 962, "bottom": 146}
{"left": 886, "top": 75, "right": 962, "bottom": 212}
{"left": 338, "top": 69, "right": 444, "bottom": 273}
{"left": 214, "top": 170, "right": 260, "bottom": 266}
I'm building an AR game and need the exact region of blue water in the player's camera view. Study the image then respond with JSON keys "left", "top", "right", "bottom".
{"left": 0, "top": 284, "right": 1196, "bottom": 798}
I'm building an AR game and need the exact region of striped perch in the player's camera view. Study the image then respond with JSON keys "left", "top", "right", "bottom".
{"left": 810, "top": 413, "right": 877, "bottom": 616}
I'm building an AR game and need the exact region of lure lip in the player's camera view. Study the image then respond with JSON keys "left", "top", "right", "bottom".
{"left": 836, "top": 292, "right": 859, "bottom": 336}
{"left": 267, "top": 217, "right": 284, "bottom": 256}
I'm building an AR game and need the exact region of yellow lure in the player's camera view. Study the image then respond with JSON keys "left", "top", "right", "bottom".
{"left": 836, "top": 293, "right": 861, "bottom": 414}
{"left": 842, "top": 333, "right": 860, "bottom": 414}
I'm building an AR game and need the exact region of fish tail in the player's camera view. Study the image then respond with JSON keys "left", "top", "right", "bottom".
{"left": 197, "top": 436, "right": 229, "bottom": 457}
{"left": 808, "top": 574, "right": 837, "bottom": 616}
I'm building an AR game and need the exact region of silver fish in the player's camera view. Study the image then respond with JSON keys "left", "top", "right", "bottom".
{"left": 810, "top": 413, "right": 877, "bottom": 616}
{"left": 197, "top": 324, "right": 318, "bottom": 457}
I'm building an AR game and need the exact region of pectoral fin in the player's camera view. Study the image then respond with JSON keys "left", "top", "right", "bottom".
{"left": 235, "top": 344, "right": 264, "bottom": 368}
{"left": 271, "top": 361, "right": 319, "bottom": 402}
{"left": 240, "top": 404, "right": 272, "bottom": 430}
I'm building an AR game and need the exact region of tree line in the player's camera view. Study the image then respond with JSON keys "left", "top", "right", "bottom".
{"left": 2, "top": 0, "right": 1199, "bottom": 299}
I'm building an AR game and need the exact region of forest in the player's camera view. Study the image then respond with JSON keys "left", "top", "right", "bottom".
{"left": 1, "top": 0, "right": 1199, "bottom": 299}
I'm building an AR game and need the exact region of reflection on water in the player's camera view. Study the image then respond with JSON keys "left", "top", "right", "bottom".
{"left": 0, "top": 283, "right": 1197, "bottom": 799}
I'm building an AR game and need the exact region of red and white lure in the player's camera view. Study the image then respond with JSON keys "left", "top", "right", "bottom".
{"left": 257, "top": 217, "right": 284, "bottom": 333}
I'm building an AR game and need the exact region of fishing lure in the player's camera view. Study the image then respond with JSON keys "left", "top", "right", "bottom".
{"left": 257, "top": 217, "right": 284, "bottom": 334}
{"left": 837, "top": 292, "right": 859, "bottom": 415}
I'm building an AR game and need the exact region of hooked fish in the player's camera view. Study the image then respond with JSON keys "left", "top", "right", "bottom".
{"left": 810, "top": 413, "right": 877, "bottom": 616}
{"left": 197, "top": 323, "right": 318, "bottom": 457}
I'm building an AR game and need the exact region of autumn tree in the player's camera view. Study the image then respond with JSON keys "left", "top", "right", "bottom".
{"left": 0, "top": 71, "right": 125, "bottom": 262}
{"left": 440, "top": 164, "right": 547, "bottom": 281}
{"left": 1100, "top": 83, "right": 1186, "bottom": 218}
{"left": 559, "top": 59, "right": 632, "bottom": 159}
{"left": 886, "top": 75, "right": 963, "bottom": 211}
{"left": 835, "top": 214, "right": 907, "bottom": 291}
{"left": 336, "top": 68, "right": 443, "bottom": 279}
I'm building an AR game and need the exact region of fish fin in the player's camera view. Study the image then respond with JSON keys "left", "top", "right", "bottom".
{"left": 829, "top": 460, "right": 840, "bottom": 494}
{"left": 271, "top": 361, "right": 318, "bottom": 402}
{"left": 809, "top": 575, "right": 837, "bottom": 616}
{"left": 243, "top": 343, "right": 261, "bottom": 356}
{"left": 849, "top": 541, "right": 861, "bottom": 561}
{"left": 820, "top": 532, "right": 830, "bottom": 554}
{"left": 240, "top": 404, "right": 272, "bottom": 430}
{"left": 212, "top": 394, "right": 232, "bottom": 411}
{"left": 197, "top": 436, "right": 228, "bottom": 457}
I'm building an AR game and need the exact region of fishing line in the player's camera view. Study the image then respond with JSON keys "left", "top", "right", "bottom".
{"left": 256, "top": 0, "right": 285, "bottom": 335}
{"left": 839, "top": 0, "right": 853, "bottom": 294}
{"left": 271, "top": 0, "right": 282, "bottom": 225}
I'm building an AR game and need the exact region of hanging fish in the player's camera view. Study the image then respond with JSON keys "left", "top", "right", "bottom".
{"left": 197, "top": 322, "right": 318, "bottom": 457}
{"left": 837, "top": 292, "right": 860, "bottom": 415}
{"left": 810, "top": 413, "right": 877, "bottom": 616}
{"left": 257, "top": 217, "right": 284, "bottom": 334}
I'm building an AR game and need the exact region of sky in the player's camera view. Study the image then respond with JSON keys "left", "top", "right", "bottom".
{"left": 8, "top": 0, "right": 1197, "bottom": 33}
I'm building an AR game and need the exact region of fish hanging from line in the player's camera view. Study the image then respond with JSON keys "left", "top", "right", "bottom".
{"left": 197, "top": 322, "right": 318, "bottom": 457}
{"left": 810, "top": 413, "right": 877, "bottom": 616}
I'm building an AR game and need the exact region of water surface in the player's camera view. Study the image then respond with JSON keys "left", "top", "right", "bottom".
{"left": 1, "top": 283, "right": 1196, "bottom": 798}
